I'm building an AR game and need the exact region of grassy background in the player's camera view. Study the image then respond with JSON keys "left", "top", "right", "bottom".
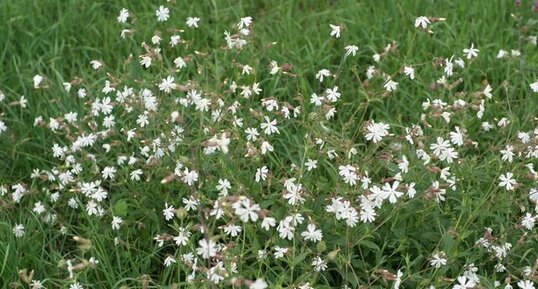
{"left": 1, "top": 0, "right": 537, "bottom": 288}
{"left": 2, "top": 0, "right": 536, "bottom": 181}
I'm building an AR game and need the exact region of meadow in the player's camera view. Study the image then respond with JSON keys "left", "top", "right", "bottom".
{"left": 0, "top": 0, "right": 537, "bottom": 288}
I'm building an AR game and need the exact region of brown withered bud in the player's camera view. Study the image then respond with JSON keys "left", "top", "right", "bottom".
{"left": 70, "top": 77, "right": 83, "bottom": 86}
{"left": 258, "top": 209, "right": 270, "bottom": 218}
{"left": 245, "top": 142, "right": 257, "bottom": 158}
{"left": 517, "top": 232, "right": 527, "bottom": 245}
{"left": 154, "top": 233, "right": 172, "bottom": 242}
{"left": 433, "top": 57, "right": 446, "bottom": 67}
{"left": 281, "top": 63, "right": 293, "bottom": 72}
{"left": 428, "top": 166, "right": 442, "bottom": 173}
{"left": 429, "top": 17, "right": 446, "bottom": 23}
{"left": 225, "top": 195, "right": 242, "bottom": 204}
{"left": 423, "top": 189, "right": 437, "bottom": 201}
{"left": 377, "top": 152, "right": 393, "bottom": 162}
{"left": 18, "top": 269, "right": 34, "bottom": 284}
{"left": 160, "top": 172, "right": 176, "bottom": 184}
{"left": 375, "top": 268, "right": 397, "bottom": 281}
{"left": 139, "top": 275, "right": 151, "bottom": 289}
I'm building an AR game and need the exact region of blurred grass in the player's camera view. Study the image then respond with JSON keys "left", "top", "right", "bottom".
{"left": 1, "top": 0, "right": 536, "bottom": 182}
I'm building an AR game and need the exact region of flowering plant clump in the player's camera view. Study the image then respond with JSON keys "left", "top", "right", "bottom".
{"left": 1, "top": 2, "right": 538, "bottom": 289}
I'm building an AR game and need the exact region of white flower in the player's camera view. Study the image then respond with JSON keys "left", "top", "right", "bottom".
{"left": 117, "top": 8, "right": 129, "bottom": 23}
{"left": 206, "top": 133, "right": 230, "bottom": 154}
{"left": 196, "top": 239, "right": 217, "bottom": 259}
{"left": 269, "top": 60, "right": 281, "bottom": 74}
{"left": 384, "top": 78, "right": 399, "bottom": 92}
{"left": 312, "top": 256, "right": 327, "bottom": 272}
{"left": 249, "top": 279, "right": 268, "bottom": 289}
{"left": 13, "top": 224, "right": 25, "bottom": 238}
{"left": 274, "top": 246, "right": 288, "bottom": 258}
{"left": 130, "top": 169, "right": 143, "bottom": 181}
{"left": 260, "top": 116, "right": 279, "bottom": 135}
{"left": 181, "top": 196, "right": 200, "bottom": 211}
{"left": 456, "top": 57, "right": 465, "bottom": 67}
{"left": 186, "top": 17, "right": 200, "bottom": 28}
{"left": 499, "top": 172, "right": 517, "bottom": 191}
{"left": 76, "top": 88, "right": 88, "bottom": 99}
{"left": 90, "top": 60, "right": 103, "bottom": 70}
{"left": 33, "top": 75, "right": 44, "bottom": 88}
{"left": 174, "top": 57, "right": 186, "bottom": 69}
{"left": 414, "top": 16, "right": 430, "bottom": 29}
{"left": 255, "top": 166, "right": 268, "bottom": 182}
{"left": 170, "top": 35, "right": 181, "bottom": 46}
{"left": 345, "top": 45, "right": 359, "bottom": 56}
{"left": 69, "top": 282, "right": 84, "bottom": 289}
{"left": 403, "top": 66, "right": 415, "bottom": 79}
{"left": 382, "top": 181, "right": 403, "bottom": 204}
{"left": 360, "top": 204, "right": 376, "bottom": 223}
{"left": 482, "top": 122, "right": 493, "bottom": 131}
{"left": 310, "top": 93, "right": 324, "bottom": 106}
{"left": 497, "top": 49, "right": 508, "bottom": 58}
{"left": 223, "top": 224, "right": 242, "bottom": 237}
{"left": 242, "top": 64, "right": 253, "bottom": 75}
{"left": 301, "top": 224, "right": 323, "bottom": 242}
{"left": 30, "top": 280, "right": 44, "bottom": 289}
{"left": 339, "top": 165, "right": 358, "bottom": 186}
{"left": 500, "top": 145, "right": 514, "bottom": 163}
{"left": 111, "top": 216, "right": 123, "bottom": 230}
{"left": 207, "top": 262, "right": 225, "bottom": 284}
{"left": 326, "top": 86, "right": 341, "bottom": 102}
{"left": 173, "top": 228, "right": 191, "bottom": 246}
{"left": 102, "top": 166, "right": 116, "bottom": 179}
{"left": 305, "top": 159, "right": 318, "bottom": 171}
{"left": 463, "top": 43, "right": 479, "bottom": 59}
{"left": 163, "top": 256, "right": 176, "bottom": 267}
{"left": 449, "top": 126, "right": 465, "bottom": 146}
{"left": 162, "top": 203, "right": 175, "bottom": 221}
{"left": 245, "top": 127, "right": 259, "bottom": 141}
{"left": 366, "top": 65, "right": 376, "bottom": 79}
{"left": 151, "top": 35, "right": 161, "bottom": 44}
{"left": 232, "top": 199, "right": 260, "bottom": 222}
{"left": 260, "top": 141, "right": 273, "bottom": 155}
{"left": 521, "top": 213, "right": 536, "bottom": 230}
{"left": 158, "top": 76, "right": 175, "bottom": 93}
{"left": 156, "top": 6, "right": 170, "bottom": 22}
{"left": 329, "top": 24, "right": 341, "bottom": 38}
{"left": 316, "top": 69, "right": 330, "bottom": 82}
{"left": 394, "top": 270, "right": 403, "bottom": 289}
{"left": 398, "top": 156, "right": 409, "bottom": 173}
{"left": 517, "top": 280, "right": 535, "bottom": 289}
{"left": 365, "top": 120, "right": 390, "bottom": 143}
{"left": 430, "top": 252, "right": 447, "bottom": 268}
{"left": 483, "top": 84, "right": 493, "bottom": 99}
{"left": 238, "top": 16, "right": 253, "bottom": 29}
{"left": 530, "top": 80, "right": 538, "bottom": 93}
{"left": 277, "top": 217, "right": 295, "bottom": 239}
{"left": 453, "top": 276, "right": 476, "bottom": 289}
{"left": 261, "top": 217, "right": 276, "bottom": 230}
{"left": 216, "top": 179, "right": 231, "bottom": 196}
{"left": 0, "top": 121, "right": 7, "bottom": 135}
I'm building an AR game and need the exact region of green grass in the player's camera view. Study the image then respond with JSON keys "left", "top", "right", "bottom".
{"left": 1, "top": 0, "right": 537, "bottom": 288}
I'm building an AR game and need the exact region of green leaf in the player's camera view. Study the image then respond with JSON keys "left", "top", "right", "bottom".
{"left": 360, "top": 239, "right": 381, "bottom": 252}
{"left": 292, "top": 251, "right": 309, "bottom": 266}
{"left": 114, "top": 199, "right": 128, "bottom": 217}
